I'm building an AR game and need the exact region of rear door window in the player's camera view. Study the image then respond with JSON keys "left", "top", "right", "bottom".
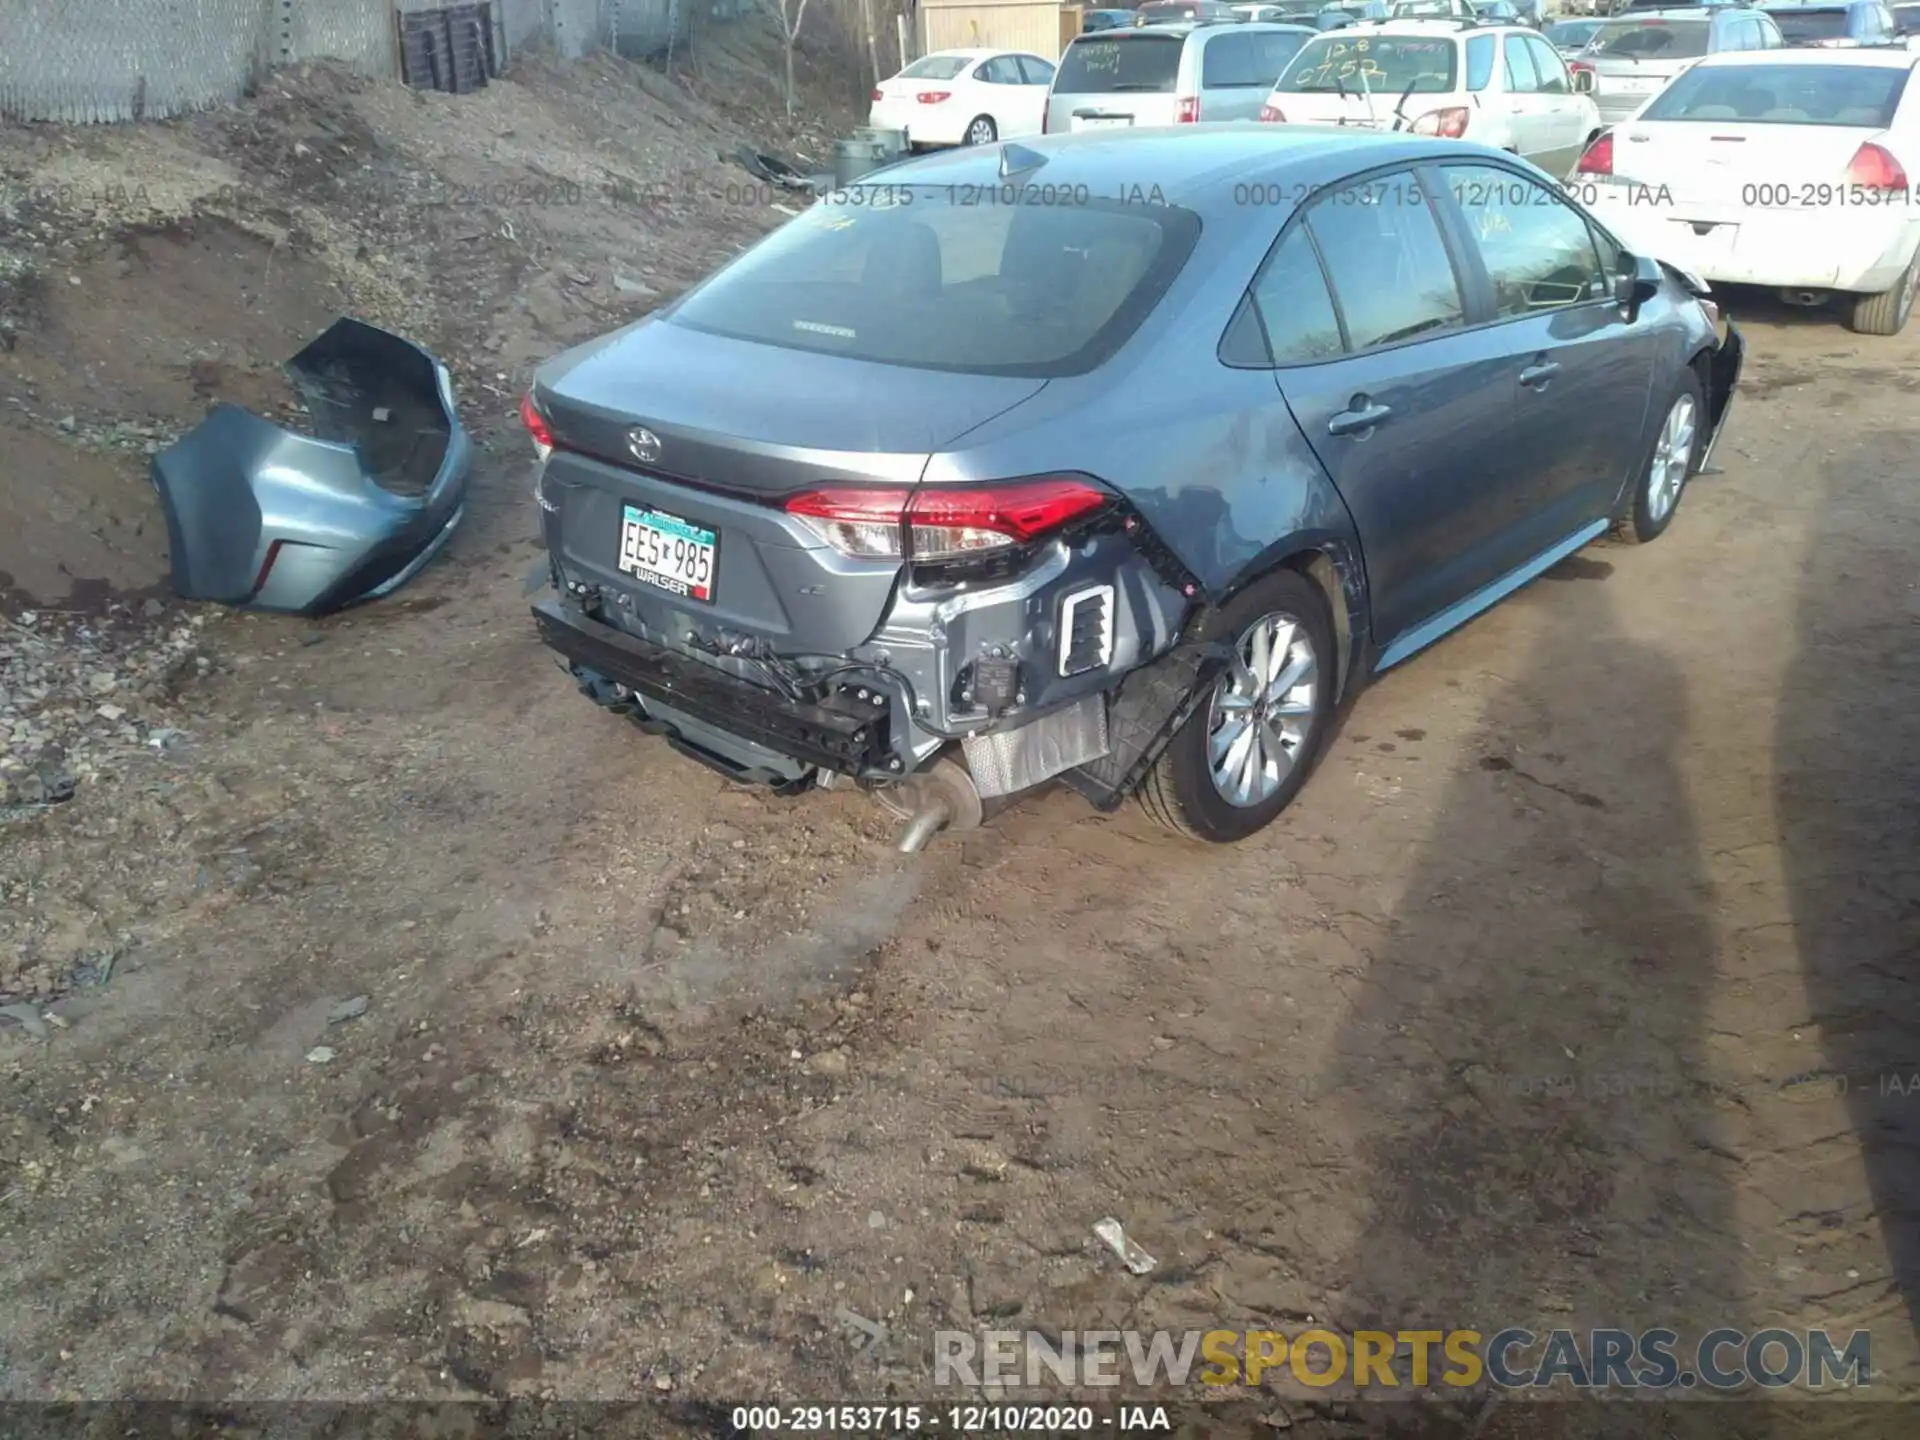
{"left": 1526, "top": 36, "right": 1569, "bottom": 91}
{"left": 1465, "top": 34, "right": 1496, "bottom": 91}
{"left": 667, "top": 187, "right": 1201, "bottom": 378}
{"left": 1302, "top": 170, "right": 1465, "bottom": 350}
{"left": 1055, "top": 34, "right": 1185, "bottom": 93}
{"left": 977, "top": 56, "right": 1021, "bottom": 84}
{"left": 1503, "top": 34, "right": 1540, "bottom": 92}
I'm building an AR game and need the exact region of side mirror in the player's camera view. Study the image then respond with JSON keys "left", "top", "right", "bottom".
{"left": 1613, "top": 252, "right": 1662, "bottom": 312}
{"left": 1571, "top": 67, "right": 1596, "bottom": 93}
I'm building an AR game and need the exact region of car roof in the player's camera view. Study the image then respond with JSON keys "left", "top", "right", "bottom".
{"left": 920, "top": 47, "right": 1004, "bottom": 60}
{"left": 1689, "top": 42, "right": 1920, "bottom": 64}
{"left": 863, "top": 127, "right": 1491, "bottom": 214}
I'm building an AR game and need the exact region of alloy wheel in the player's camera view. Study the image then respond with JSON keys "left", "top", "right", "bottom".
{"left": 1647, "top": 391, "right": 1697, "bottom": 524}
{"left": 967, "top": 117, "right": 996, "bottom": 145}
{"left": 1206, "top": 611, "right": 1319, "bottom": 808}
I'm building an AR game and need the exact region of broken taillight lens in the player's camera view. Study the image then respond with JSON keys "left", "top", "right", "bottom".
{"left": 1411, "top": 106, "right": 1470, "bottom": 139}
{"left": 784, "top": 476, "right": 1113, "bottom": 562}
{"left": 520, "top": 390, "right": 554, "bottom": 461}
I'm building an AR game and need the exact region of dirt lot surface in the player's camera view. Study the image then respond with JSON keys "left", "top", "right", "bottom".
{"left": 3, "top": 36, "right": 1918, "bottom": 1440}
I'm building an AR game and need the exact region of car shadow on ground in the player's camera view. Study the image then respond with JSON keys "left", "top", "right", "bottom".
{"left": 1312, "top": 573, "right": 1768, "bottom": 1435}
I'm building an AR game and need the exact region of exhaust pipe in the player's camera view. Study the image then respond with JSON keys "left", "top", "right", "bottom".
{"left": 895, "top": 796, "right": 955, "bottom": 854}
{"left": 1780, "top": 289, "right": 1830, "bottom": 307}
{"left": 879, "top": 757, "right": 984, "bottom": 853}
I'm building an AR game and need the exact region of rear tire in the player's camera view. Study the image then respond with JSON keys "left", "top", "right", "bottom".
{"left": 1139, "top": 569, "right": 1335, "bottom": 844}
{"left": 1845, "top": 249, "right": 1920, "bottom": 336}
{"left": 1615, "top": 368, "right": 1704, "bottom": 545}
{"left": 964, "top": 114, "right": 997, "bottom": 146}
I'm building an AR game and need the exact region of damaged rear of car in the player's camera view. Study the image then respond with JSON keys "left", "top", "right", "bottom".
{"left": 527, "top": 164, "right": 1214, "bottom": 847}
{"left": 527, "top": 131, "right": 1742, "bottom": 849}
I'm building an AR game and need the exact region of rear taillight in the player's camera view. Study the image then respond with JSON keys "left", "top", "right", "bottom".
{"left": 1411, "top": 106, "right": 1469, "bottom": 139}
{"left": 784, "top": 476, "right": 1112, "bottom": 562}
{"left": 520, "top": 390, "right": 554, "bottom": 461}
{"left": 916, "top": 90, "right": 951, "bottom": 104}
{"left": 1258, "top": 102, "right": 1286, "bottom": 123}
{"left": 1576, "top": 131, "right": 1614, "bottom": 176}
{"left": 1569, "top": 60, "right": 1594, "bottom": 75}
{"left": 1176, "top": 95, "right": 1200, "bottom": 123}
{"left": 872, "top": 87, "right": 884, "bottom": 102}
{"left": 1845, "top": 140, "right": 1909, "bottom": 192}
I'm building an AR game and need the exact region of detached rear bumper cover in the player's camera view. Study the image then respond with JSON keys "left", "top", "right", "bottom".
{"left": 150, "top": 318, "right": 471, "bottom": 616}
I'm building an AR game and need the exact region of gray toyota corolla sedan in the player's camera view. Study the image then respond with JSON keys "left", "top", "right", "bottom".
{"left": 524, "top": 128, "right": 1742, "bottom": 849}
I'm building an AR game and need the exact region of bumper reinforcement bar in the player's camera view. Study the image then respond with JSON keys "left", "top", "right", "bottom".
{"left": 532, "top": 598, "right": 891, "bottom": 775}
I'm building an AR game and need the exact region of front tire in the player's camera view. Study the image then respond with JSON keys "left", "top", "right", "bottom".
{"left": 1616, "top": 368, "right": 1704, "bottom": 545}
{"left": 1845, "top": 248, "right": 1920, "bottom": 336}
{"left": 964, "top": 114, "right": 998, "bottom": 146}
{"left": 1139, "top": 569, "right": 1335, "bottom": 844}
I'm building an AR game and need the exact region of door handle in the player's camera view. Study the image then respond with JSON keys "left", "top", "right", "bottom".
{"left": 1328, "top": 401, "right": 1392, "bottom": 437}
{"left": 1520, "top": 360, "right": 1562, "bottom": 389}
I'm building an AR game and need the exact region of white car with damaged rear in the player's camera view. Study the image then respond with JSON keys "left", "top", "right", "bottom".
{"left": 869, "top": 48, "right": 1057, "bottom": 148}
{"left": 1259, "top": 22, "right": 1601, "bottom": 177}
{"left": 1572, "top": 47, "right": 1920, "bottom": 334}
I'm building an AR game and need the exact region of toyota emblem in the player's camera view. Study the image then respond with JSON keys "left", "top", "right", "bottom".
{"left": 627, "top": 427, "right": 662, "bottom": 465}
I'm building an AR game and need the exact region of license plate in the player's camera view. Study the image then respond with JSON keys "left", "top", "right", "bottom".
{"left": 1073, "top": 115, "right": 1133, "bottom": 130}
{"left": 617, "top": 505, "right": 718, "bottom": 603}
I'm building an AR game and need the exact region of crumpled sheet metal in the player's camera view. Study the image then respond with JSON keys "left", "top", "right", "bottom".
{"left": 150, "top": 317, "right": 471, "bottom": 617}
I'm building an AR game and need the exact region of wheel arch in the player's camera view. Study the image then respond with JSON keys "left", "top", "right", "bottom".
{"left": 1216, "top": 536, "right": 1369, "bottom": 704}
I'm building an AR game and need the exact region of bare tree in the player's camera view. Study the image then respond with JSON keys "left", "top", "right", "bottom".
{"left": 761, "top": 0, "right": 816, "bottom": 121}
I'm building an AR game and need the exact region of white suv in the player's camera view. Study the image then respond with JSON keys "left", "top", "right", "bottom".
{"left": 1260, "top": 21, "right": 1602, "bottom": 177}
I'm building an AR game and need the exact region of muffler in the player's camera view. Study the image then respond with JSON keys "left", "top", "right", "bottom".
{"left": 875, "top": 757, "right": 984, "bottom": 853}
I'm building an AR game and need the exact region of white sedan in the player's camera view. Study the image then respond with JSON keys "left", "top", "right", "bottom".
{"left": 1573, "top": 47, "right": 1920, "bottom": 334}
{"left": 868, "top": 48, "right": 1057, "bottom": 148}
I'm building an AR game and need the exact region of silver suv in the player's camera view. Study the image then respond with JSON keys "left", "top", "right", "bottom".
{"left": 1582, "top": 7, "right": 1784, "bottom": 126}
{"left": 1044, "top": 21, "right": 1318, "bottom": 130}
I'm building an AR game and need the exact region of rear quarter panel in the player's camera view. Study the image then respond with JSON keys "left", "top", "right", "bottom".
{"left": 923, "top": 159, "right": 1368, "bottom": 601}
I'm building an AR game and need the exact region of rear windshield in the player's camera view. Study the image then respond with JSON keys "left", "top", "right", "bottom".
{"left": 665, "top": 187, "right": 1201, "bottom": 379}
{"left": 1640, "top": 61, "right": 1910, "bottom": 124}
{"left": 1589, "top": 18, "right": 1712, "bottom": 58}
{"left": 1277, "top": 33, "right": 1459, "bottom": 91}
{"left": 1057, "top": 34, "right": 1185, "bottom": 92}
{"left": 1764, "top": 9, "right": 1852, "bottom": 41}
{"left": 1545, "top": 20, "right": 1602, "bottom": 45}
{"left": 900, "top": 55, "right": 971, "bottom": 80}
{"left": 1204, "top": 30, "right": 1315, "bottom": 86}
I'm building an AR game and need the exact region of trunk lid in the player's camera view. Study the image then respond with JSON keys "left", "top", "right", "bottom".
{"left": 1611, "top": 119, "right": 1889, "bottom": 209}
{"left": 535, "top": 317, "right": 1047, "bottom": 654}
